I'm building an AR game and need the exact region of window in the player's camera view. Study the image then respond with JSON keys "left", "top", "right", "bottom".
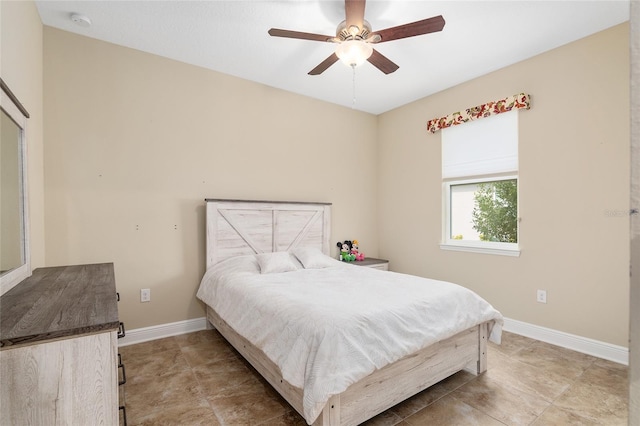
{"left": 441, "top": 112, "right": 520, "bottom": 256}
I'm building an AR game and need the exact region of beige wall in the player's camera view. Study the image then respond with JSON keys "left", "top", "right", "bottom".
{"left": 629, "top": 1, "right": 639, "bottom": 422}
{"left": 6, "top": 1, "right": 631, "bottom": 349}
{"left": 43, "top": 27, "right": 379, "bottom": 329}
{"left": 378, "top": 23, "right": 630, "bottom": 347}
{"left": 0, "top": 1, "right": 45, "bottom": 270}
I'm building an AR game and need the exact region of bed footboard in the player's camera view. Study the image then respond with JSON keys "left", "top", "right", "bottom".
{"left": 313, "top": 322, "right": 488, "bottom": 426}
{"left": 206, "top": 306, "right": 489, "bottom": 426}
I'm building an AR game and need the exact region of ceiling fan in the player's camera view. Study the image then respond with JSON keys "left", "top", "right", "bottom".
{"left": 268, "top": 0, "right": 445, "bottom": 75}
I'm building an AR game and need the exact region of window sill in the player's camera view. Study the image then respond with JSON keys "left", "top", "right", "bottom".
{"left": 440, "top": 243, "right": 521, "bottom": 257}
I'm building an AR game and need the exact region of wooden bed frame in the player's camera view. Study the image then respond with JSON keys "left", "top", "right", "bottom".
{"left": 203, "top": 199, "right": 489, "bottom": 426}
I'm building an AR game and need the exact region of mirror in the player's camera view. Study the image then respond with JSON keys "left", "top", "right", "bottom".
{"left": 2, "top": 110, "right": 24, "bottom": 270}
{"left": 1, "top": 79, "right": 30, "bottom": 295}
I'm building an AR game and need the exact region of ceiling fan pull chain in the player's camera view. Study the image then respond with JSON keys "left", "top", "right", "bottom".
{"left": 352, "top": 64, "right": 356, "bottom": 108}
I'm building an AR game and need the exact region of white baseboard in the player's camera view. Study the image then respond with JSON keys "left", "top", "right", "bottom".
{"left": 117, "top": 317, "right": 208, "bottom": 347}
{"left": 503, "top": 317, "right": 629, "bottom": 366}
{"left": 116, "top": 315, "right": 629, "bottom": 366}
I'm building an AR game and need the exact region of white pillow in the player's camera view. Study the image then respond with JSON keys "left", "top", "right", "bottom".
{"left": 256, "top": 252, "right": 299, "bottom": 274}
{"left": 292, "top": 247, "right": 338, "bottom": 269}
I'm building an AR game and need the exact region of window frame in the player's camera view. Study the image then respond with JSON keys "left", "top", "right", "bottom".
{"left": 441, "top": 174, "right": 520, "bottom": 257}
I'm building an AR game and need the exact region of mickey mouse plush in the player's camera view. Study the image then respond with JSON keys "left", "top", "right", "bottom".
{"left": 336, "top": 241, "right": 356, "bottom": 262}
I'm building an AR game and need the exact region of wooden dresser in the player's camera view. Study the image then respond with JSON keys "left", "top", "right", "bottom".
{"left": 0, "top": 263, "right": 120, "bottom": 425}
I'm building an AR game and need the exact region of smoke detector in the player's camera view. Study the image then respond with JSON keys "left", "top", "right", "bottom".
{"left": 70, "top": 13, "right": 91, "bottom": 27}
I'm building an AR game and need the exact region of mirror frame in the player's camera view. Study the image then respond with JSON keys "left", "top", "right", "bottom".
{"left": 1, "top": 78, "right": 31, "bottom": 295}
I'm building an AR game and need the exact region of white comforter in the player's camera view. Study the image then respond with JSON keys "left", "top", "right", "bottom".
{"left": 196, "top": 255, "right": 503, "bottom": 424}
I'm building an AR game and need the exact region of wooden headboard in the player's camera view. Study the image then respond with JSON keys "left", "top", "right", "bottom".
{"left": 205, "top": 199, "right": 332, "bottom": 269}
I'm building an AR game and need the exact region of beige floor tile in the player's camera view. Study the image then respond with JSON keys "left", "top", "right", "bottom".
{"left": 123, "top": 347, "right": 191, "bottom": 383}
{"left": 129, "top": 399, "right": 221, "bottom": 426}
{"left": 196, "top": 359, "right": 262, "bottom": 397}
{"left": 453, "top": 373, "right": 551, "bottom": 425}
{"left": 389, "top": 370, "right": 476, "bottom": 418}
{"left": 181, "top": 336, "right": 239, "bottom": 367}
{"left": 120, "top": 330, "right": 629, "bottom": 426}
{"left": 578, "top": 360, "right": 629, "bottom": 400}
{"left": 483, "top": 353, "right": 572, "bottom": 402}
{"left": 125, "top": 369, "right": 202, "bottom": 416}
{"left": 360, "top": 409, "right": 404, "bottom": 426}
{"left": 489, "top": 331, "right": 536, "bottom": 356}
{"left": 551, "top": 379, "right": 628, "bottom": 425}
{"left": 255, "top": 409, "right": 308, "bottom": 426}
{"left": 173, "top": 329, "right": 221, "bottom": 347}
{"left": 486, "top": 346, "right": 512, "bottom": 371}
{"left": 592, "top": 357, "right": 628, "bottom": 372}
{"left": 532, "top": 405, "right": 602, "bottom": 426}
{"left": 119, "top": 336, "right": 180, "bottom": 358}
{"left": 205, "top": 375, "right": 289, "bottom": 425}
{"left": 510, "top": 340, "right": 596, "bottom": 380}
{"left": 404, "top": 395, "right": 504, "bottom": 426}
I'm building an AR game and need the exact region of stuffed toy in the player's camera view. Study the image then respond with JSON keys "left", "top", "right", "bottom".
{"left": 351, "top": 239, "right": 365, "bottom": 261}
{"left": 336, "top": 241, "right": 356, "bottom": 262}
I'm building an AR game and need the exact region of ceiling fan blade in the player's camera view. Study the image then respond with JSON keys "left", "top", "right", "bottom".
{"left": 372, "top": 15, "right": 445, "bottom": 43}
{"left": 367, "top": 49, "right": 399, "bottom": 74}
{"left": 268, "top": 28, "right": 334, "bottom": 42}
{"left": 345, "top": 0, "right": 366, "bottom": 31}
{"left": 308, "top": 53, "right": 339, "bottom": 75}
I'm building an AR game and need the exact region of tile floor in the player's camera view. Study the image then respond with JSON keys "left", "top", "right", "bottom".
{"left": 118, "top": 330, "right": 628, "bottom": 425}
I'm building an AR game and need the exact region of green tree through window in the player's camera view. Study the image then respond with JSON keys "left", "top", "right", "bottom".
{"left": 471, "top": 179, "right": 518, "bottom": 243}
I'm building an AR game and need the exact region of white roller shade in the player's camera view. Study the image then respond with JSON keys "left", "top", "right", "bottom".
{"left": 442, "top": 112, "right": 518, "bottom": 179}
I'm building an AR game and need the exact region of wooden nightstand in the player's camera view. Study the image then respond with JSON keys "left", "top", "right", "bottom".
{"left": 350, "top": 258, "right": 389, "bottom": 271}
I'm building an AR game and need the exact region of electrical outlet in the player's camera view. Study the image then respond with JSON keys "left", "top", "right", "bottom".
{"left": 140, "top": 288, "right": 151, "bottom": 302}
{"left": 537, "top": 289, "right": 547, "bottom": 304}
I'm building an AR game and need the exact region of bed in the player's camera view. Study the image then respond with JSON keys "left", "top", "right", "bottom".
{"left": 197, "top": 199, "right": 502, "bottom": 426}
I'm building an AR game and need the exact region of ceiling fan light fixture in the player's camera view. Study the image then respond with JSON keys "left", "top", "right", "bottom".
{"left": 269, "top": 1, "right": 445, "bottom": 75}
{"left": 335, "top": 40, "right": 373, "bottom": 68}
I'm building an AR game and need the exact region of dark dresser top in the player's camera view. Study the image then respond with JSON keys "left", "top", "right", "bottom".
{"left": 0, "top": 263, "right": 119, "bottom": 348}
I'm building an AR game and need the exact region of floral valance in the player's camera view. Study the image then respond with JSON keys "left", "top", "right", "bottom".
{"left": 426, "top": 93, "right": 530, "bottom": 133}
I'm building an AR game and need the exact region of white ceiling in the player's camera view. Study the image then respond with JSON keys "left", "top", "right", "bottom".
{"left": 35, "top": 0, "right": 630, "bottom": 115}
